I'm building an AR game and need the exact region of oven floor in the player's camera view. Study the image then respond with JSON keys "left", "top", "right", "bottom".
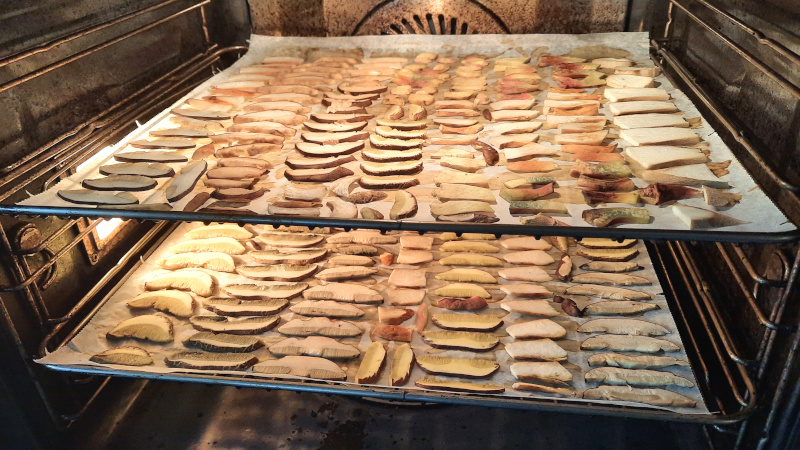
{"left": 65, "top": 379, "right": 710, "bottom": 449}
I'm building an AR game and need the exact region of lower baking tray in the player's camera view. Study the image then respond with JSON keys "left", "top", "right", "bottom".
{"left": 37, "top": 222, "right": 730, "bottom": 421}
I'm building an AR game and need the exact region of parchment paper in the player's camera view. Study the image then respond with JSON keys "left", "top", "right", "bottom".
{"left": 38, "top": 222, "right": 710, "bottom": 415}
{"left": 17, "top": 33, "right": 794, "bottom": 235}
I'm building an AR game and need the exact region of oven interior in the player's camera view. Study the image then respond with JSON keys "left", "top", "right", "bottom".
{"left": 0, "top": 0, "right": 799, "bottom": 448}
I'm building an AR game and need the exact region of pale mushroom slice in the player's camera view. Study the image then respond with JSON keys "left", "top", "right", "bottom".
{"left": 564, "top": 285, "right": 651, "bottom": 301}
{"left": 328, "top": 255, "right": 374, "bottom": 267}
{"left": 358, "top": 175, "right": 420, "bottom": 190}
{"left": 585, "top": 367, "right": 694, "bottom": 388}
{"left": 250, "top": 248, "right": 328, "bottom": 265}
{"left": 434, "top": 283, "right": 491, "bottom": 299}
{"left": 170, "top": 237, "right": 246, "bottom": 255}
{"left": 415, "top": 355, "right": 499, "bottom": 378}
{"left": 422, "top": 331, "right": 500, "bottom": 352}
{"left": 326, "top": 230, "right": 397, "bottom": 245}
{"left": 438, "top": 254, "right": 503, "bottom": 267}
{"left": 583, "top": 386, "right": 696, "bottom": 408}
{"left": 253, "top": 356, "right": 348, "bottom": 380}
{"left": 355, "top": 342, "right": 387, "bottom": 384}
{"left": 396, "top": 249, "right": 432, "bottom": 265}
{"left": 295, "top": 141, "right": 364, "bottom": 157}
{"left": 510, "top": 361, "right": 571, "bottom": 383}
{"left": 388, "top": 268, "right": 428, "bottom": 289}
{"left": 584, "top": 300, "right": 659, "bottom": 316}
{"left": 578, "top": 318, "right": 669, "bottom": 336}
{"left": 186, "top": 224, "right": 254, "bottom": 240}
{"left": 269, "top": 336, "right": 360, "bottom": 359}
{"left": 106, "top": 314, "right": 173, "bottom": 342}
{"left": 506, "top": 319, "right": 566, "bottom": 339}
{"left": 258, "top": 233, "right": 324, "bottom": 248}
{"left": 203, "top": 297, "right": 288, "bottom": 316}
{"left": 500, "top": 237, "right": 551, "bottom": 251}
{"left": 416, "top": 378, "right": 505, "bottom": 394}
{"left": 90, "top": 347, "right": 154, "bottom": 366}
{"left": 236, "top": 264, "right": 318, "bottom": 282}
{"left": 290, "top": 298, "right": 367, "bottom": 319}
{"left": 576, "top": 248, "right": 639, "bottom": 262}
{"left": 156, "top": 253, "right": 235, "bottom": 273}
{"left": 302, "top": 283, "right": 383, "bottom": 304}
{"left": 435, "top": 268, "right": 496, "bottom": 284}
{"left": 222, "top": 281, "right": 308, "bottom": 300}
{"left": 391, "top": 343, "right": 416, "bottom": 386}
{"left": 189, "top": 315, "right": 280, "bottom": 335}
{"left": 433, "top": 184, "right": 496, "bottom": 204}
{"left": 497, "top": 267, "right": 552, "bottom": 282}
{"left": 571, "top": 273, "right": 652, "bottom": 286}
{"left": 588, "top": 353, "right": 690, "bottom": 370}
{"left": 278, "top": 317, "right": 362, "bottom": 337}
{"left": 431, "top": 313, "right": 503, "bottom": 332}
{"left": 505, "top": 339, "right": 567, "bottom": 361}
{"left": 315, "top": 266, "right": 378, "bottom": 281}
{"left": 390, "top": 191, "right": 418, "bottom": 220}
{"left": 581, "top": 335, "right": 681, "bottom": 353}
{"left": 502, "top": 250, "right": 555, "bottom": 266}
{"left": 285, "top": 166, "right": 355, "bottom": 183}
{"left": 144, "top": 270, "right": 215, "bottom": 297}
{"left": 165, "top": 352, "right": 257, "bottom": 370}
{"left": 127, "top": 290, "right": 195, "bottom": 317}
{"left": 500, "top": 300, "right": 558, "bottom": 316}
{"left": 579, "top": 261, "right": 643, "bottom": 273}
{"left": 386, "top": 289, "right": 425, "bottom": 306}
{"left": 184, "top": 332, "right": 264, "bottom": 353}
{"left": 57, "top": 189, "right": 139, "bottom": 206}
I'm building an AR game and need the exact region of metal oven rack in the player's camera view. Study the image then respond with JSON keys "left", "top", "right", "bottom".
{"left": 0, "top": 0, "right": 798, "bottom": 447}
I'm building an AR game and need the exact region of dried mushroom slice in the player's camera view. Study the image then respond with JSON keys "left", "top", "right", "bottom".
{"left": 583, "top": 301, "right": 659, "bottom": 316}
{"left": 269, "top": 336, "right": 360, "bottom": 359}
{"left": 355, "top": 342, "right": 387, "bottom": 384}
{"left": 185, "top": 224, "right": 253, "bottom": 240}
{"left": 144, "top": 270, "right": 215, "bottom": 297}
{"left": 510, "top": 361, "right": 571, "bottom": 383}
{"left": 434, "top": 283, "right": 491, "bottom": 299}
{"left": 415, "top": 378, "right": 505, "bottom": 394}
{"left": 236, "top": 264, "right": 318, "bottom": 282}
{"left": 578, "top": 318, "right": 669, "bottom": 336}
{"left": 435, "top": 268, "right": 496, "bottom": 284}
{"left": 436, "top": 296, "right": 488, "bottom": 311}
{"left": 422, "top": 331, "right": 499, "bottom": 352}
{"left": 576, "top": 248, "right": 639, "bottom": 262}
{"left": 302, "top": 283, "right": 382, "bottom": 304}
{"left": 57, "top": 189, "right": 139, "bottom": 206}
{"left": 258, "top": 233, "right": 324, "bottom": 248}
{"left": 585, "top": 367, "right": 694, "bottom": 388}
{"left": 221, "top": 283, "right": 308, "bottom": 300}
{"left": 571, "top": 273, "right": 651, "bottom": 286}
{"left": 82, "top": 175, "right": 157, "bottom": 192}
{"left": 500, "top": 284, "right": 553, "bottom": 299}
{"left": 579, "top": 261, "right": 642, "bottom": 273}
{"left": 578, "top": 238, "right": 638, "bottom": 249}
{"left": 438, "top": 254, "right": 503, "bottom": 267}
{"left": 378, "top": 306, "right": 415, "bottom": 325}
{"left": 564, "top": 284, "right": 651, "bottom": 301}
{"left": 156, "top": 253, "right": 235, "bottom": 273}
{"left": 315, "top": 266, "right": 377, "bottom": 282}
{"left": 253, "top": 356, "right": 347, "bottom": 380}
{"left": 506, "top": 319, "right": 566, "bottom": 339}
{"left": 390, "top": 191, "right": 418, "bottom": 220}
{"left": 127, "top": 290, "right": 195, "bottom": 317}
{"left": 390, "top": 343, "right": 415, "bottom": 386}
{"left": 588, "top": 353, "right": 690, "bottom": 370}
{"left": 165, "top": 352, "right": 257, "bottom": 370}
{"left": 184, "top": 332, "right": 264, "bottom": 353}
{"left": 431, "top": 313, "right": 503, "bottom": 332}
{"left": 189, "top": 315, "right": 280, "bottom": 335}
{"left": 99, "top": 162, "right": 175, "bottom": 178}
{"left": 203, "top": 297, "right": 288, "bottom": 316}
{"left": 581, "top": 335, "right": 680, "bottom": 353}
{"left": 583, "top": 386, "right": 696, "bottom": 408}
{"left": 170, "top": 237, "right": 246, "bottom": 255}
{"left": 278, "top": 317, "right": 362, "bottom": 337}
{"left": 165, "top": 160, "right": 207, "bottom": 202}
{"left": 502, "top": 250, "right": 554, "bottom": 266}
{"left": 505, "top": 339, "right": 568, "bottom": 361}
{"left": 250, "top": 248, "right": 328, "bottom": 265}
{"left": 107, "top": 314, "right": 174, "bottom": 343}
{"left": 498, "top": 267, "right": 552, "bottom": 282}
{"left": 415, "top": 355, "right": 499, "bottom": 378}
{"left": 500, "top": 300, "right": 558, "bottom": 317}
{"left": 290, "top": 300, "right": 365, "bottom": 318}
{"left": 440, "top": 241, "right": 500, "bottom": 253}
{"left": 90, "top": 347, "right": 154, "bottom": 366}
{"left": 370, "top": 324, "right": 413, "bottom": 342}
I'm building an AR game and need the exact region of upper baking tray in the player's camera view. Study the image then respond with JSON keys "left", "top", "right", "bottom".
{"left": 6, "top": 33, "right": 797, "bottom": 243}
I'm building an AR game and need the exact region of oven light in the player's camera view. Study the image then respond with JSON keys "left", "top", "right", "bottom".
{"left": 96, "top": 218, "right": 124, "bottom": 240}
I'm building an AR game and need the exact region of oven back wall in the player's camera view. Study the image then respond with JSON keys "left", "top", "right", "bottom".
{"left": 249, "top": 0, "right": 628, "bottom": 36}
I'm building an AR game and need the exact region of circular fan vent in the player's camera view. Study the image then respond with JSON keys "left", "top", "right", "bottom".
{"left": 353, "top": 0, "right": 508, "bottom": 35}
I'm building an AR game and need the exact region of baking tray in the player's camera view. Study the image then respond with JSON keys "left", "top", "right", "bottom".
{"left": 38, "top": 222, "right": 714, "bottom": 421}
{"left": 7, "top": 33, "right": 797, "bottom": 243}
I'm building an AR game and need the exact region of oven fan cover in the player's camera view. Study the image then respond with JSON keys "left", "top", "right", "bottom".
{"left": 353, "top": 0, "right": 509, "bottom": 35}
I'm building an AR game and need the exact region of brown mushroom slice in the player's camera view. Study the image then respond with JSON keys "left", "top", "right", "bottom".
{"left": 315, "top": 266, "right": 378, "bottom": 282}
{"left": 249, "top": 248, "right": 327, "bottom": 265}
{"left": 203, "top": 297, "right": 288, "bottom": 316}
{"left": 576, "top": 248, "right": 639, "bottom": 262}
{"left": 565, "top": 284, "right": 651, "bottom": 301}
{"left": 431, "top": 313, "right": 503, "bottom": 332}
{"left": 278, "top": 317, "right": 362, "bottom": 337}
{"left": 165, "top": 351, "right": 257, "bottom": 370}
{"left": 58, "top": 189, "right": 139, "bottom": 206}
{"left": 387, "top": 268, "right": 427, "bottom": 289}
{"left": 434, "top": 268, "right": 496, "bottom": 284}
{"left": 327, "top": 230, "right": 396, "bottom": 245}
{"left": 253, "top": 356, "right": 347, "bottom": 380}
{"left": 189, "top": 315, "right": 279, "bottom": 335}
{"left": 285, "top": 166, "right": 354, "bottom": 183}
{"left": 375, "top": 306, "right": 413, "bottom": 325}
{"left": 107, "top": 314, "right": 174, "bottom": 342}
{"left": 156, "top": 252, "right": 235, "bottom": 273}
{"left": 578, "top": 318, "right": 669, "bottom": 336}
{"left": 81, "top": 174, "right": 159, "bottom": 194}
{"left": 370, "top": 324, "right": 413, "bottom": 342}
{"left": 129, "top": 138, "right": 196, "bottom": 149}
{"left": 90, "top": 347, "right": 154, "bottom": 366}
{"left": 585, "top": 367, "right": 694, "bottom": 388}
{"left": 587, "top": 353, "right": 689, "bottom": 370}
{"left": 337, "top": 244, "right": 380, "bottom": 256}
{"left": 389, "top": 191, "right": 418, "bottom": 220}
{"left": 436, "top": 296, "right": 488, "bottom": 310}
{"left": 358, "top": 175, "right": 420, "bottom": 190}
{"left": 340, "top": 191, "right": 388, "bottom": 204}
{"left": 374, "top": 119, "right": 427, "bottom": 130}
{"left": 369, "top": 134, "right": 424, "bottom": 150}
{"left": 355, "top": 342, "right": 387, "bottom": 384}
{"left": 183, "top": 332, "right": 263, "bottom": 353}
{"left": 302, "top": 131, "right": 369, "bottom": 144}
{"left": 583, "top": 386, "right": 696, "bottom": 407}
{"left": 416, "top": 378, "right": 504, "bottom": 394}
{"left": 423, "top": 331, "right": 499, "bottom": 352}
{"left": 290, "top": 300, "right": 365, "bottom": 318}
{"left": 430, "top": 201, "right": 494, "bottom": 217}
{"left": 416, "top": 355, "right": 499, "bottom": 378}
{"left": 270, "top": 336, "right": 360, "bottom": 359}
{"left": 302, "top": 283, "right": 383, "bottom": 304}
{"left": 206, "top": 166, "right": 266, "bottom": 180}
{"left": 500, "top": 284, "right": 554, "bottom": 299}
{"left": 433, "top": 172, "right": 488, "bottom": 188}
{"left": 361, "top": 160, "right": 423, "bottom": 177}
{"left": 172, "top": 108, "right": 232, "bottom": 120}
{"left": 361, "top": 147, "right": 422, "bottom": 163}
{"left": 99, "top": 162, "right": 175, "bottom": 178}
{"left": 437, "top": 254, "right": 503, "bottom": 268}
{"left": 571, "top": 273, "right": 651, "bottom": 286}
{"left": 505, "top": 339, "right": 568, "bottom": 361}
